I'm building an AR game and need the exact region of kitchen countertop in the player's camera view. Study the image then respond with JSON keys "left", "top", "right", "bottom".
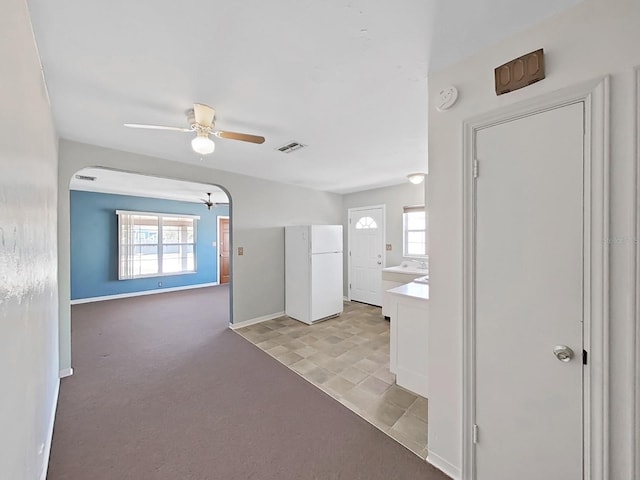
{"left": 386, "top": 281, "right": 429, "bottom": 301}
{"left": 382, "top": 265, "right": 429, "bottom": 275}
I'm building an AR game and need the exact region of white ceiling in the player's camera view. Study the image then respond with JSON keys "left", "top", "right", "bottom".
{"left": 28, "top": 0, "right": 582, "bottom": 194}
{"left": 70, "top": 168, "right": 229, "bottom": 204}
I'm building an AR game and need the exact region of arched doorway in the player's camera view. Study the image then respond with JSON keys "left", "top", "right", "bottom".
{"left": 64, "top": 167, "right": 233, "bottom": 375}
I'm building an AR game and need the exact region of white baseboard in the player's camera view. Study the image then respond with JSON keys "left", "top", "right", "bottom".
{"left": 40, "top": 378, "right": 60, "bottom": 480}
{"left": 343, "top": 296, "right": 349, "bottom": 302}
{"left": 70, "top": 282, "right": 219, "bottom": 305}
{"left": 59, "top": 367, "right": 74, "bottom": 378}
{"left": 426, "top": 450, "right": 461, "bottom": 480}
{"left": 229, "top": 311, "right": 285, "bottom": 329}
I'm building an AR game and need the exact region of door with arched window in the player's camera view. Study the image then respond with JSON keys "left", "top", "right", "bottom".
{"left": 348, "top": 206, "right": 385, "bottom": 306}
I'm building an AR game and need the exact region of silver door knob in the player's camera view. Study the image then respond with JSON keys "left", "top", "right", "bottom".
{"left": 377, "top": 261, "right": 382, "bottom": 265}
{"left": 553, "top": 345, "right": 574, "bottom": 362}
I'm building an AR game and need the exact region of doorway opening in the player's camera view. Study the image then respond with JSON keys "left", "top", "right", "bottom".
{"left": 217, "top": 216, "right": 230, "bottom": 284}
{"left": 66, "top": 167, "right": 233, "bottom": 372}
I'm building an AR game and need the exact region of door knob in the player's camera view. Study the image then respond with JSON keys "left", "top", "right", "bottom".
{"left": 377, "top": 261, "right": 382, "bottom": 265}
{"left": 553, "top": 345, "right": 574, "bottom": 362}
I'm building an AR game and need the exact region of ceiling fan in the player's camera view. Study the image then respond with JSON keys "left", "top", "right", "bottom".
{"left": 202, "top": 193, "right": 229, "bottom": 210}
{"left": 124, "top": 103, "right": 265, "bottom": 155}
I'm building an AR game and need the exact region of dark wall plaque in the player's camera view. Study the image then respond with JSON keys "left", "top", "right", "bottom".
{"left": 495, "top": 49, "right": 545, "bottom": 96}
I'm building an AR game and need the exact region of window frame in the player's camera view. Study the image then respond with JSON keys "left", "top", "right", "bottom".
{"left": 354, "top": 216, "right": 378, "bottom": 230}
{"left": 402, "top": 205, "right": 427, "bottom": 258}
{"left": 116, "top": 210, "right": 200, "bottom": 280}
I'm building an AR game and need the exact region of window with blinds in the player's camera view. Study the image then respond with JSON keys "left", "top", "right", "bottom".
{"left": 403, "top": 205, "right": 427, "bottom": 257}
{"left": 116, "top": 210, "right": 199, "bottom": 280}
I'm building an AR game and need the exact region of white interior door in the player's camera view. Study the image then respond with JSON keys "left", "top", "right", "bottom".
{"left": 474, "top": 102, "right": 584, "bottom": 479}
{"left": 349, "top": 207, "right": 384, "bottom": 306}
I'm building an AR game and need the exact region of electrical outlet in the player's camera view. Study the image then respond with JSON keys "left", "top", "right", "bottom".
{"left": 386, "top": 244, "right": 392, "bottom": 251}
{"left": 238, "top": 247, "right": 244, "bottom": 256}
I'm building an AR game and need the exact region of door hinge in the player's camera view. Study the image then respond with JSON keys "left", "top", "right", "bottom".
{"left": 349, "top": 283, "right": 351, "bottom": 290}
{"left": 473, "top": 159, "right": 480, "bottom": 178}
{"left": 472, "top": 424, "right": 479, "bottom": 444}
{"left": 349, "top": 251, "right": 351, "bottom": 257}
{"left": 583, "top": 349, "right": 588, "bottom": 365}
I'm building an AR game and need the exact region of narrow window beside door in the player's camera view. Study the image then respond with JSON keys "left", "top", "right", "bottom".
{"left": 117, "top": 210, "right": 199, "bottom": 279}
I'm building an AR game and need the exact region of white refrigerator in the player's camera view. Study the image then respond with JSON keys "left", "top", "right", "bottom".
{"left": 285, "top": 225, "right": 344, "bottom": 324}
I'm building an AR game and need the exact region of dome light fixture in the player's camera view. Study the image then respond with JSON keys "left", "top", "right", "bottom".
{"left": 191, "top": 133, "right": 215, "bottom": 155}
{"left": 407, "top": 173, "right": 426, "bottom": 185}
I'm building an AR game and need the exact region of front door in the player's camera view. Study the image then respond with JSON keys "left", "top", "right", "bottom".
{"left": 474, "top": 102, "right": 584, "bottom": 479}
{"left": 218, "top": 217, "right": 230, "bottom": 285}
{"left": 349, "top": 206, "right": 384, "bottom": 306}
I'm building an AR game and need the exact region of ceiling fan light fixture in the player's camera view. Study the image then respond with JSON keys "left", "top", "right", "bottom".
{"left": 125, "top": 103, "right": 265, "bottom": 150}
{"left": 407, "top": 173, "right": 426, "bottom": 184}
{"left": 191, "top": 133, "right": 215, "bottom": 155}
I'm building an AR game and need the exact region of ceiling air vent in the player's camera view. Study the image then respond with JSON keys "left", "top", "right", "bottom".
{"left": 276, "top": 141, "right": 305, "bottom": 154}
{"left": 75, "top": 174, "right": 97, "bottom": 181}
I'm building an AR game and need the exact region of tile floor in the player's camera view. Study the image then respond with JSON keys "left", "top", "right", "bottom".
{"left": 235, "top": 301, "right": 428, "bottom": 458}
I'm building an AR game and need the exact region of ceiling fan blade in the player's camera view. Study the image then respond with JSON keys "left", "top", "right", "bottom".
{"left": 214, "top": 130, "right": 265, "bottom": 144}
{"left": 193, "top": 103, "right": 215, "bottom": 128}
{"left": 124, "top": 123, "right": 191, "bottom": 132}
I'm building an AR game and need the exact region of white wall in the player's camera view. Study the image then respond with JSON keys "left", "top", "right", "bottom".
{"left": 58, "top": 140, "right": 343, "bottom": 371}
{"left": 426, "top": 0, "right": 639, "bottom": 478}
{"left": 342, "top": 182, "right": 425, "bottom": 295}
{"left": 0, "top": 0, "right": 60, "bottom": 478}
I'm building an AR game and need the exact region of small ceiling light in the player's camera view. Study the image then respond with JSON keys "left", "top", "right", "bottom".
{"left": 407, "top": 173, "right": 426, "bottom": 185}
{"left": 191, "top": 133, "right": 215, "bottom": 155}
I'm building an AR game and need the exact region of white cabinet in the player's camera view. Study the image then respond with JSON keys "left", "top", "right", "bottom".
{"left": 388, "top": 282, "right": 429, "bottom": 398}
{"left": 381, "top": 266, "right": 428, "bottom": 317}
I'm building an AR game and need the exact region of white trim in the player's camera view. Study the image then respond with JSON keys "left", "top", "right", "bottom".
{"left": 217, "top": 215, "right": 229, "bottom": 284}
{"left": 461, "top": 77, "right": 610, "bottom": 480}
{"left": 427, "top": 450, "right": 461, "bottom": 480}
{"left": 343, "top": 296, "right": 349, "bottom": 302}
{"left": 347, "top": 205, "right": 386, "bottom": 305}
{"left": 59, "top": 367, "right": 74, "bottom": 378}
{"left": 115, "top": 209, "right": 200, "bottom": 219}
{"left": 229, "top": 311, "right": 285, "bottom": 330}
{"left": 70, "top": 282, "right": 218, "bottom": 305}
{"left": 40, "top": 378, "right": 60, "bottom": 480}
{"left": 634, "top": 65, "right": 640, "bottom": 480}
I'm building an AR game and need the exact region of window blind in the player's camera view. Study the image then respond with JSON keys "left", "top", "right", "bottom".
{"left": 116, "top": 210, "right": 199, "bottom": 280}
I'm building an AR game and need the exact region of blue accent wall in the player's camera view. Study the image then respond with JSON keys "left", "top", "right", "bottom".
{"left": 70, "top": 190, "right": 229, "bottom": 300}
